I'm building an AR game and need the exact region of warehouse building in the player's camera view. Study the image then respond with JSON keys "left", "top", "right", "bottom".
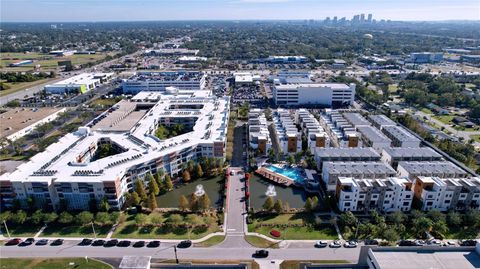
{"left": 44, "top": 73, "right": 114, "bottom": 94}
{"left": 273, "top": 83, "right": 356, "bottom": 107}
{"left": 122, "top": 71, "right": 207, "bottom": 94}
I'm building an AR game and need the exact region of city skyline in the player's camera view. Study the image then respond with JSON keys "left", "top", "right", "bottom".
{"left": 1, "top": 0, "right": 479, "bottom": 22}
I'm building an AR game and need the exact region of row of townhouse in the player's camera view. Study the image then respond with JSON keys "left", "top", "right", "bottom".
{"left": 295, "top": 109, "right": 330, "bottom": 153}
{"left": 248, "top": 109, "right": 272, "bottom": 156}
{"left": 272, "top": 108, "right": 302, "bottom": 154}
{"left": 318, "top": 110, "right": 360, "bottom": 148}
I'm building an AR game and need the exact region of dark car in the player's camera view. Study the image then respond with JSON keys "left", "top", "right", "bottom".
{"left": 398, "top": 240, "right": 416, "bottom": 246}
{"left": 35, "top": 239, "right": 49, "bottom": 246}
{"left": 92, "top": 239, "right": 105, "bottom": 246}
{"left": 117, "top": 240, "right": 131, "bottom": 247}
{"left": 133, "top": 241, "right": 146, "bottom": 248}
{"left": 253, "top": 250, "right": 269, "bottom": 258}
{"left": 5, "top": 238, "right": 22, "bottom": 246}
{"left": 177, "top": 240, "right": 192, "bottom": 248}
{"left": 364, "top": 239, "right": 379, "bottom": 245}
{"left": 147, "top": 240, "right": 160, "bottom": 248}
{"left": 78, "top": 238, "right": 93, "bottom": 246}
{"left": 459, "top": 239, "right": 477, "bottom": 246}
{"left": 51, "top": 239, "right": 64, "bottom": 246}
{"left": 104, "top": 239, "right": 118, "bottom": 247}
{"left": 19, "top": 238, "right": 35, "bottom": 246}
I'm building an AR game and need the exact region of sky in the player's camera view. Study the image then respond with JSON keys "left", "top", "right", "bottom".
{"left": 1, "top": 0, "right": 479, "bottom": 22}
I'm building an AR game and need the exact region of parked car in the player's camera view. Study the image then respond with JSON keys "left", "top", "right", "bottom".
{"left": 104, "top": 239, "right": 118, "bottom": 247}
{"left": 35, "top": 239, "right": 49, "bottom": 246}
{"left": 79, "top": 239, "right": 93, "bottom": 246}
{"left": 177, "top": 240, "right": 192, "bottom": 248}
{"left": 344, "top": 241, "right": 358, "bottom": 248}
{"left": 133, "top": 241, "right": 146, "bottom": 248}
{"left": 314, "top": 241, "right": 328, "bottom": 248}
{"left": 329, "top": 240, "right": 342, "bottom": 248}
{"left": 5, "top": 238, "right": 22, "bottom": 246}
{"left": 92, "top": 239, "right": 105, "bottom": 246}
{"left": 364, "top": 239, "right": 379, "bottom": 245}
{"left": 118, "top": 240, "right": 131, "bottom": 247}
{"left": 253, "top": 250, "right": 269, "bottom": 258}
{"left": 398, "top": 240, "right": 416, "bottom": 246}
{"left": 459, "top": 239, "right": 477, "bottom": 246}
{"left": 147, "top": 240, "right": 160, "bottom": 248}
{"left": 414, "top": 240, "right": 426, "bottom": 246}
{"left": 19, "top": 238, "right": 35, "bottom": 246}
{"left": 427, "top": 239, "right": 441, "bottom": 245}
{"left": 51, "top": 239, "right": 64, "bottom": 246}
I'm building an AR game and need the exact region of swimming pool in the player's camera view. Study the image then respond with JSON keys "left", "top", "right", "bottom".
{"left": 265, "top": 165, "right": 305, "bottom": 183}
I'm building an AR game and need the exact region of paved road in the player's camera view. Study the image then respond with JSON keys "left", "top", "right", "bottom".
{"left": 0, "top": 241, "right": 361, "bottom": 261}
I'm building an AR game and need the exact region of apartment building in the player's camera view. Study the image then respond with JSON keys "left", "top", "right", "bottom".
{"left": 381, "top": 125, "right": 421, "bottom": 148}
{"left": 273, "top": 83, "right": 356, "bottom": 107}
{"left": 314, "top": 147, "right": 381, "bottom": 171}
{"left": 318, "top": 110, "right": 360, "bottom": 148}
{"left": 381, "top": 147, "right": 443, "bottom": 169}
{"left": 0, "top": 91, "right": 229, "bottom": 211}
{"left": 272, "top": 109, "right": 302, "bottom": 154}
{"left": 413, "top": 176, "right": 480, "bottom": 211}
{"left": 367, "top": 114, "right": 396, "bottom": 130}
{"left": 343, "top": 112, "right": 372, "bottom": 127}
{"left": 357, "top": 126, "right": 392, "bottom": 152}
{"left": 336, "top": 177, "right": 413, "bottom": 212}
{"left": 295, "top": 109, "right": 329, "bottom": 152}
{"left": 248, "top": 109, "right": 272, "bottom": 156}
{"left": 122, "top": 71, "right": 207, "bottom": 94}
{"left": 322, "top": 161, "right": 396, "bottom": 191}
{"left": 397, "top": 161, "right": 468, "bottom": 180}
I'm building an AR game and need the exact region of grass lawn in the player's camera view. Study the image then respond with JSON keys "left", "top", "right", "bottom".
{"left": 471, "top": 135, "right": 480, "bottom": 143}
{"left": 194, "top": 235, "right": 225, "bottom": 247}
{"left": 0, "top": 258, "right": 112, "bottom": 269}
{"left": 0, "top": 78, "right": 55, "bottom": 97}
{"left": 0, "top": 222, "right": 43, "bottom": 237}
{"left": 41, "top": 223, "right": 111, "bottom": 238}
{"left": 432, "top": 115, "right": 455, "bottom": 125}
{"left": 244, "top": 235, "right": 279, "bottom": 249}
{"left": 248, "top": 213, "right": 338, "bottom": 240}
{"left": 113, "top": 214, "right": 220, "bottom": 240}
{"left": 388, "top": 84, "right": 398, "bottom": 93}
{"left": 89, "top": 98, "right": 122, "bottom": 108}
{"left": 280, "top": 260, "right": 350, "bottom": 269}
{"left": 420, "top": 108, "right": 433, "bottom": 115}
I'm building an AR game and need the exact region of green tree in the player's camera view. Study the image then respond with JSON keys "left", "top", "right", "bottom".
{"left": 447, "top": 211, "right": 462, "bottom": 227}
{"left": 43, "top": 212, "right": 58, "bottom": 224}
{"left": 110, "top": 212, "right": 121, "bottom": 224}
{"left": 195, "top": 164, "right": 204, "bottom": 179}
{"left": 99, "top": 198, "right": 110, "bottom": 212}
{"left": 135, "top": 214, "right": 148, "bottom": 227}
{"left": 76, "top": 211, "right": 94, "bottom": 226}
{"left": 135, "top": 180, "right": 147, "bottom": 200}
{"left": 148, "top": 176, "right": 160, "bottom": 196}
{"left": 185, "top": 214, "right": 203, "bottom": 226}
{"left": 304, "top": 197, "right": 313, "bottom": 212}
{"left": 179, "top": 195, "right": 189, "bottom": 211}
{"left": 167, "top": 214, "right": 183, "bottom": 225}
{"left": 147, "top": 193, "right": 158, "bottom": 211}
{"left": 382, "top": 228, "right": 400, "bottom": 243}
{"left": 263, "top": 196, "right": 275, "bottom": 211}
{"left": 164, "top": 174, "right": 173, "bottom": 190}
{"left": 10, "top": 210, "right": 27, "bottom": 224}
{"left": 273, "top": 199, "right": 283, "bottom": 214}
{"left": 200, "top": 194, "right": 211, "bottom": 211}
{"left": 95, "top": 212, "right": 111, "bottom": 226}
{"left": 182, "top": 170, "right": 191, "bottom": 182}
{"left": 286, "top": 155, "right": 295, "bottom": 165}
{"left": 58, "top": 212, "right": 74, "bottom": 224}
{"left": 339, "top": 211, "right": 357, "bottom": 228}
{"left": 413, "top": 217, "right": 433, "bottom": 237}
{"left": 432, "top": 221, "right": 449, "bottom": 237}
{"left": 31, "top": 210, "right": 45, "bottom": 225}
{"left": 388, "top": 211, "right": 406, "bottom": 226}
{"left": 130, "top": 191, "right": 141, "bottom": 206}
{"left": 0, "top": 211, "right": 11, "bottom": 223}
{"left": 150, "top": 213, "right": 163, "bottom": 226}
{"left": 189, "top": 194, "right": 199, "bottom": 212}
{"left": 311, "top": 196, "right": 319, "bottom": 210}
{"left": 427, "top": 210, "right": 446, "bottom": 223}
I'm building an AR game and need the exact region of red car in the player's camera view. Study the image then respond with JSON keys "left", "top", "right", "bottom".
{"left": 5, "top": 238, "right": 22, "bottom": 246}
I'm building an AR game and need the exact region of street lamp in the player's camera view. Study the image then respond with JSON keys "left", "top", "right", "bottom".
{"left": 91, "top": 222, "right": 97, "bottom": 239}
{"left": 3, "top": 220, "right": 11, "bottom": 238}
{"left": 173, "top": 245, "right": 179, "bottom": 264}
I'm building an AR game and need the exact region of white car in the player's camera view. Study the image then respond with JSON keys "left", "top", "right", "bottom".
{"left": 314, "top": 241, "right": 328, "bottom": 248}
{"left": 343, "top": 241, "right": 358, "bottom": 248}
{"left": 329, "top": 240, "right": 342, "bottom": 248}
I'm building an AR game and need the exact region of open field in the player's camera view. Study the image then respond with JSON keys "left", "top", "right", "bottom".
{"left": 193, "top": 235, "right": 225, "bottom": 247}
{"left": 244, "top": 235, "right": 279, "bottom": 249}
{"left": 0, "top": 78, "right": 56, "bottom": 97}
{"left": 0, "top": 258, "right": 112, "bottom": 269}
{"left": 0, "top": 52, "right": 110, "bottom": 72}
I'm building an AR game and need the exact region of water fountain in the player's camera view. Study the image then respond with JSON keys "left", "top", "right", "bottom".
{"left": 194, "top": 184, "right": 206, "bottom": 197}
{"left": 265, "top": 184, "right": 277, "bottom": 197}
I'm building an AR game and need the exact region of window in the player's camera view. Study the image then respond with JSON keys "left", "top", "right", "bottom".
{"left": 344, "top": 202, "right": 351, "bottom": 206}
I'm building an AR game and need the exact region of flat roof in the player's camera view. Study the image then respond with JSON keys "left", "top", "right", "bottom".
{"left": 315, "top": 147, "right": 380, "bottom": 159}
{"left": 324, "top": 161, "right": 396, "bottom": 174}
{"left": 382, "top": 125, "right": 421, "bottom": 143}
{"left": 370, "top": 249, "right": 480, "bottom": 269}
{"left": 0, "top": 107, "right": 64, "bottom": 139}
{"left": 383, "top": 147, "right": 442, "bottom": 159}
{"left": 125, "top": 71, "right": 205, "bottom": 82}
{"left": 46, "top": 73, "right": 113, "bottom": 87}
{"left": 368, "top": 114, "right": 396, "bottom": 127}
{"left": 357, "top": 126, "right": 391, "bottom": 144}
{"left": 343, "top": 113, "right": 371, "bottom": 127}
{"left": 398, "top": 161, "right": 467, "bottom": 175}
{"left": 275, "top": 83, "right": 352, "bottom": 90}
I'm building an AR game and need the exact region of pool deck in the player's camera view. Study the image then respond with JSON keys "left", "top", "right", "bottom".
{"left": 255, "top": 166, "right": 295, "bottom": 186}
